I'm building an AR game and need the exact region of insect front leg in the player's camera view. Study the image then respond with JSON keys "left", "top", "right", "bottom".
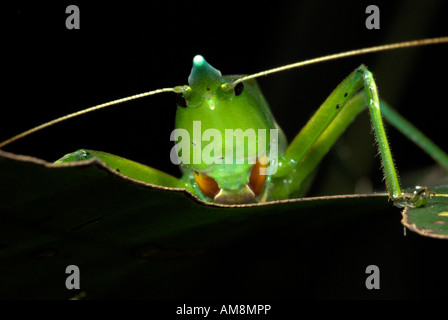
{"left": 268, "top": 65, "right": 431, "bottom": 208}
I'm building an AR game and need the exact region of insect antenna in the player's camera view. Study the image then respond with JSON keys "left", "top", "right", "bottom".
{"left": 0, "top": 87, "right": 176, "bottom": 149}
{"left": 223, "top": 37, "right": 448, "bottom": 89}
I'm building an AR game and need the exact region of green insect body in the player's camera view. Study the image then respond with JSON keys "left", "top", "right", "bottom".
{"left": 170, "top": 52, "right": 448, "bottom": 206}
{"left": 170, "top": 55, "right": 396, "bottom": 205}
{"left": 3, "top": 39, "right": 448, "bottom": 206}
{"left": 47, "top": 53, "right": 446, "bottom": 207}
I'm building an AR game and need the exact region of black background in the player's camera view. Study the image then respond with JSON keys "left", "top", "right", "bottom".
{"left": 3, "top": 1, "right": 448, "bottom": 299}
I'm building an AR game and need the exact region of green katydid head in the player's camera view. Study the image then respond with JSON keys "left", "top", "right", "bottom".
{"left": 173, "top": 55, "right": 281, "bottom": 204}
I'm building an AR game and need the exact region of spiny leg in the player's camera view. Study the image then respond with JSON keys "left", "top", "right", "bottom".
{"left": 269, "top": 65, "right": 429, "bottom": 207}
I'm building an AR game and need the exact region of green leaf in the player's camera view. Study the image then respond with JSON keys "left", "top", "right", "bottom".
{"left": 0, "top": 149, "right": 396, "bottom": 299}
{"left": 401, "top": 186, "right": 448, "bottom": 239}
{"left": 2, "top": 149, "right": 447, "bottom": 299}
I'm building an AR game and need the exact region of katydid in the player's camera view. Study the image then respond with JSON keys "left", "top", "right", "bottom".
{"left": 1, "top": 38, "right": 448, "bottom": 206}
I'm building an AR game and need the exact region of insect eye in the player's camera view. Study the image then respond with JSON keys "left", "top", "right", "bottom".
{"left": 234, "top": 82, "right": 244, "bottom": 96}
{"left": 194, "top": 172, "right": 220, "bottom": 199}
{"left": 248, "top": 159, "right": 268, "bottom": 196}
{"left": 176, "top": 93, "right": 188, "bottom": 108}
